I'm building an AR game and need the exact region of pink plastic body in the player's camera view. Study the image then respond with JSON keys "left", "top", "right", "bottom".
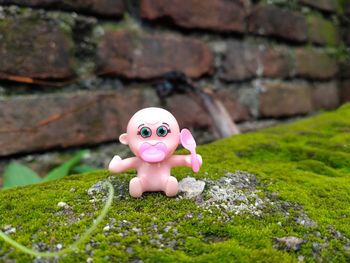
{"left": 108, "top": 107, "right": 202, "bottom": 198}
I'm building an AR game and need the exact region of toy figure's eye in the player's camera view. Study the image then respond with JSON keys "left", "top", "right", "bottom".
{"left": 156, "top": 125, "right": 170, "bottom": 137}
{"left": 138, "top": 127, "right": 152, "bottom": 138}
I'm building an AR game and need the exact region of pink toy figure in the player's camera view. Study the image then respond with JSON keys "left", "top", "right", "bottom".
{"left": 108, "top": 107, "right": 202, "bottom": 198}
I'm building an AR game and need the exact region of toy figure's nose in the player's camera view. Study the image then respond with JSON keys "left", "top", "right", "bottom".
{"left": 146, "top": 140, "right": 161, "bottom": 145}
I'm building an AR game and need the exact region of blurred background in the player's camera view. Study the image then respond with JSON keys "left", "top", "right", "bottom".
{"left": 0, "top": 0, "right": 349, "bottom": 185}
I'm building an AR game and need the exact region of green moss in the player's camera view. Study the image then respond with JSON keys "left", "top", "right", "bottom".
{"left": 321, "top": 21, "right": 339, "bottom": 47}
{"left": 336, "top": 0, "right": 347, "bottom": 15}
{"left": 306, "top": 15, "right": 339, "bottom": 46}
{"left": 47, "top": 11, "right": 75, "bottom": 37}
{"left": 100, "top": 13, "right": 142, "bottom": 34}
{"left": 1, "top": 105, "right": 350, "bottom": 262}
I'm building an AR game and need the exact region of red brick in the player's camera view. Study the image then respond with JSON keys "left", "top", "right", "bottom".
{"left": 248, "top": 5, "right": 307, "bottom": 43}
{"left": 311, "top": 82, "right": 339, "bottom": 110}
{"left": 298, "top": 0, "right": 338, "bottom": 12}
{"left": 97, "top": 31, "right": 213, "bottom": 79}
{"left": 166, "top": 94, "right": 212, "bottom": 128}
{"left": 295, "top": 49, "right": 338, "bottom": 80}
{"left": 340, "top": 80, "right": 350, "bottom": 103}
{"left": 220, "top": 41, "right": 293, "bottom": 81}
{"left": 260, "top": 47, "right": 294, "bottom": 78}
{"left": 259, "top": 82, "right": 312, "bottom": 117}
{"left": 0, "top": 15, "right": 74, "bottom": 80}
{"left": 215, "top": 89, "right": 251, "bottom": 122}
{"left": 0, "top": 90, "right": 143, "bottom": 156}
{"left": 0, "top": 0, "right": 125, "bottom": 16}
{"left": 220, "top": 41, "right": 259, "bottom": 81}
{"left": 140, "top": 0, "right": 249, "bottom": 33}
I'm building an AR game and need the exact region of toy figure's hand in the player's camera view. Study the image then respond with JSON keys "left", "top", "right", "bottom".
{"left": 197, "top": 154, "right": 203, "bottom": 166}
{"left": 193, "top": 154, "right": 202, "bottom": 171}
{"left": 184, "top": 154, "right": 202, "bottom": 170}
{"left": 108, "top": 155, "right": 122, "bottom": 172}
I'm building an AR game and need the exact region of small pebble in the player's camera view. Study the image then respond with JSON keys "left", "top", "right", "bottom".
{"left": 126, "top": 247, "right": 134, "bottom": 254}
{"left": 57, "top": 202, "right": 68, "bottom": 208}
{"left": 274, "top": 236, "right": 304, "bottom": 251}
{"left": 164, "top": 226, "right": 171, "bottom": 233}
{"left": 185, "top": 212, "right": 194, "bottom": 219}
{"left": 178, "top": 177, "right": 205, "bottom": 198}
{"left": 2, "top": 225, "right": 16, "bottom": 235}
{"left": 132, "top": 227, "right": 141, "bottom": 233}
{"left": 298, "top": 255, "right": 305, "bottom": 262}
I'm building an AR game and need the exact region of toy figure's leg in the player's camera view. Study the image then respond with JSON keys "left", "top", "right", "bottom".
{"left": 164, "top": 176, "right": 178, "bottom": 197}
{"left": 129, "top": 177, "right": 143, "bottom": 198}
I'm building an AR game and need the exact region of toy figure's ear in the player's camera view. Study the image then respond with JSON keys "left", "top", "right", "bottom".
{"left": 119, "top": 133, "right": 129, "bottom": 145}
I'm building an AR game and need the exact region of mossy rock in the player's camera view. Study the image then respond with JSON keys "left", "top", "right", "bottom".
{"left": 1, "top": 105, "right": 350, "bottom": 262}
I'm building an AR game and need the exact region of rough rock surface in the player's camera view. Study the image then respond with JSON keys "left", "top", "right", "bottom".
{"left": 1, "top": 106, "right": 350, "bottom": 262}
{"left": 203, "top": 171, "right": 265, "bottom": 216}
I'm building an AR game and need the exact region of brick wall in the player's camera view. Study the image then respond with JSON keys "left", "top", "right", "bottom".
{"left": 0, "top": 0, "right": 349, "bottom": 156}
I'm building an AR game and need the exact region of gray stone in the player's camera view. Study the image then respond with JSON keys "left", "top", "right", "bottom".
{"left": 203, "top": 171, "right": 267, "bottom": 216}
{"left": 126, "top": 247, "right": 134, "bottom": 254}
{"left": 2, "top": 225, "right": 16, "bottom": 235}
{"left": 87, "top": 180, "right": 109, "bottom": 196}
{"left": 178, "top": 177, "right": 206, "bottom": 198}
{"left": 296, "top": 214, "right": 317, "bottom": 228}
{"left": 274, "top": 236, "right": 304, "bottom": 251}
{"left": 57, "top": 201, "right": 68, "bottom": 208}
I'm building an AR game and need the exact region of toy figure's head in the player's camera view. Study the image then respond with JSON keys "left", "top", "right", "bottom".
{"left": 119, "top": 107, "right": 180, "bottom": 163}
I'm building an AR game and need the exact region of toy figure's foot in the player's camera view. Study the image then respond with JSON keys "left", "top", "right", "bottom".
{"left": 165, "top": 176, "right": 178, "bottom": 197}
{"left": 129, "top": 178, "right": 143, "bottom": 198}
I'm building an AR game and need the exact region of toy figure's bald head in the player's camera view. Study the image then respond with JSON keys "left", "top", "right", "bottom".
{"left": 128, "top": 107, "right": 178, "bottom": 127}
{"left": 119, "top": 107, "right": 181, "bottom": 163}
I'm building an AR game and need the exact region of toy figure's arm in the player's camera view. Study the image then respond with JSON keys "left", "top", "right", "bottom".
{"left": 169, "top": 154, "right": 202, "bottom": 168}
{"left": 108, "top": 155, "right": 140, "bottom": 173}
